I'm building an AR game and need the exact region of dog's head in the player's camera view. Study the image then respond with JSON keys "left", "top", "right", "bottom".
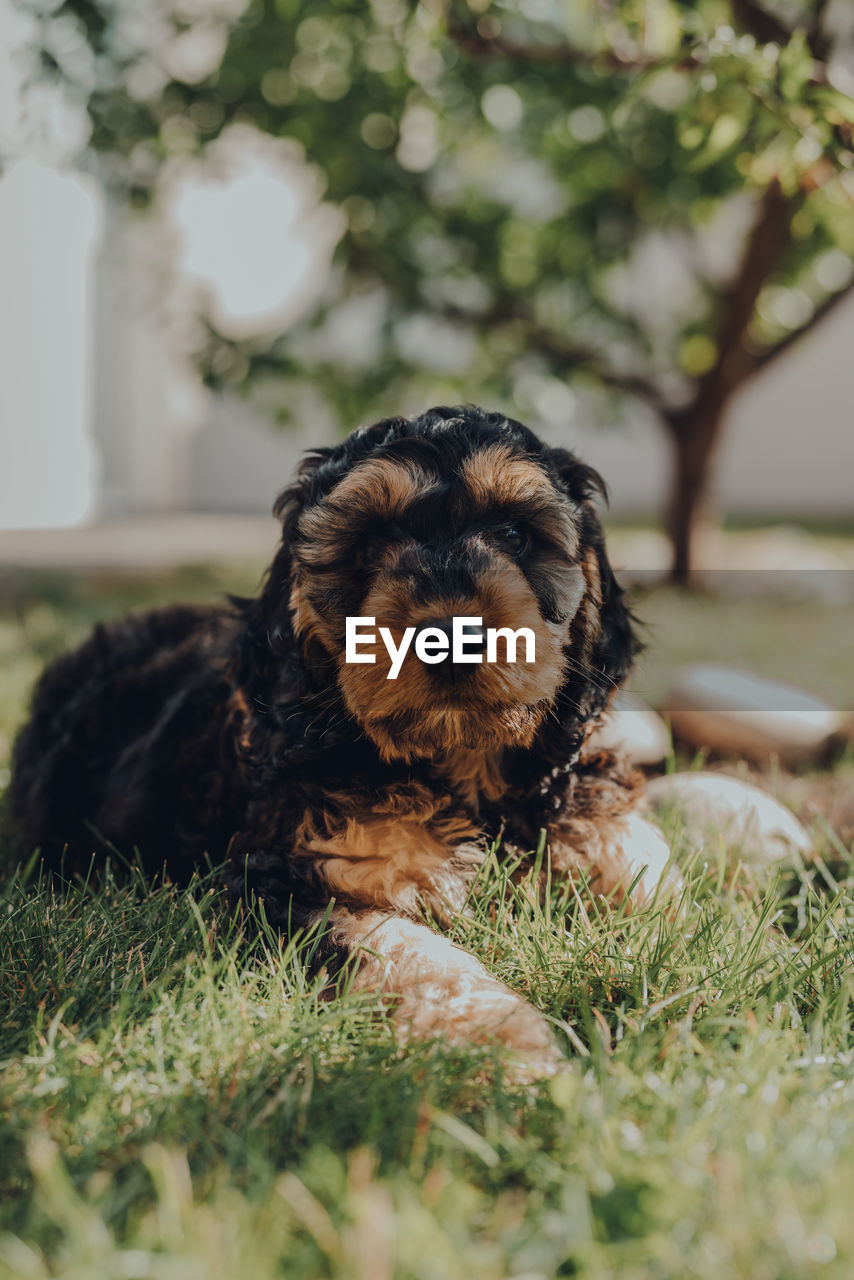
{"left": 256, "top": 406, "right": 638, "bottom": 763}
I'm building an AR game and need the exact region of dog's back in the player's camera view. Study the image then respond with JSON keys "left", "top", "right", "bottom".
{"left": 10, "top": 603, "right": 236, "bottom": 878}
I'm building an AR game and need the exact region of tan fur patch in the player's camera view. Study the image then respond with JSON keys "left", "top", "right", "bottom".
{"left": 331, "top": 456, "right": 436, "bottom": 515}
{"left": 293, "top": 786, "right": 484, "bottom": 918}
{"left": 579, "top": 548, "right": 602, "bottom": 644}
{"left": 229, "top": 687, "right": 252, "bottom": 752}
{"left": 296, "top": 458, "right": 438, "bottom": 566}
{"left": 289, "top": 579, "right": 333, "bottom": 652}
{"left": 431, "top": 747, "right": 509, "bottom": 812}
{"left": 565, "top": 547, "right": 603, "bottom": 676}
{"left": 222, "top": 686, "right": 255, "bottom": 758}
{"left": 461, "top": 445, "right": 557, "bottom": 511}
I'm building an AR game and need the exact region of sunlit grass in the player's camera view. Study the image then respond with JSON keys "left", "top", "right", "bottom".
{"left": 2, "top": 833, "right": 854, "bottom": 1279}
{"left": 1, "top": 568, "right": 853, "bottom": 1278}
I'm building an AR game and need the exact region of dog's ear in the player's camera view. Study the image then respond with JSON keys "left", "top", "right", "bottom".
{"left": 547, "top": 447, "right": 609, "bottom": 507}
{"left": 352, "top": 415, "right": 409, "bottom": 452}
{"left": 272, "top": 449, "right": 328, "bottom": 537}
{"left": 239, "top": 452, "right": 329, "bottom": 660}
{"left": 588, "top": 539, "right": 639, "bottom": 698}
{"left": 548, "top": 446, "right": 639, "bottom": 700}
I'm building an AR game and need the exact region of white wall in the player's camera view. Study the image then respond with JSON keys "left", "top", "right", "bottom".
{"left": 187, "top": 395, "right": 320, "bottom": 514}
{"left": 716, "top": 292, "right": 854, "bottom": 516}
{"left": 0, "top": 159, "right": 100, "bottom": 528}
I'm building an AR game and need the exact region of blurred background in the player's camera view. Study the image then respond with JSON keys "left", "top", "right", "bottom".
{"left": 1, "top": 0, "right": 854, "bottom": 785}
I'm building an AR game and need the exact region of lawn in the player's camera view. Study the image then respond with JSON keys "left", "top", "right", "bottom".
{"left": 1, "top": 567, "right": 853, "bottom": 1279}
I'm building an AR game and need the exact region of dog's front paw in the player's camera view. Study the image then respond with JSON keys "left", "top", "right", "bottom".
{"left": 394, "top": 967, "right": 565, "bottom": 1079}
{"left": 549, "top": 810, "right": 681, "bottom": 911}
{"left": 459, "top": 978, "right": 565, "bottom": 1079}
{"left": 363, "top": 916, "right": 564, "bottom": 1077}
{"left": 488, "top": 999, "right": 566, "bottom": 1081}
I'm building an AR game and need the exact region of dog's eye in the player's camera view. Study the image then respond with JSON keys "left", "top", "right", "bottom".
{"left": 355, "top": 536, "right": 382, "bottom": 568}
{"left": 498, "top": 525, "right": 529, "bottom": 555}
{"left": 355, "top": 523, "right": 406, "bottom": 568}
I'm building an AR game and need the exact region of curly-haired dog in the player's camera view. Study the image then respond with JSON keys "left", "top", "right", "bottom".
{"left": 11, "top": 406, "right": 676, "bottom": 1076}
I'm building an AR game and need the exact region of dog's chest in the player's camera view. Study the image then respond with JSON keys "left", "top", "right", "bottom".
{"left": 291, "top": 779, "right": 486, "bottom": 917}
{"left": 430, "top": 747, "right": 509, "bottom": 814}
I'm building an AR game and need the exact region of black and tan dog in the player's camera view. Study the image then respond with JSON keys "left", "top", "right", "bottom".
{"left": 11, "top": 405, "right": 675, "bottom": 1075}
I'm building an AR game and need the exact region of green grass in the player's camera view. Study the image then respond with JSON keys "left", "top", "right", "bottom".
{"left": 630, "top": 586, "right": 854, "bottom": 713}
{"left": 2, "top": 568, "right": 854, "bottom": 1279}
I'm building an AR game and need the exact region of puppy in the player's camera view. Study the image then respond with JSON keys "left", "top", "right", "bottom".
{"left": 10, "top": 406, "right": 674, "bottom": 1075}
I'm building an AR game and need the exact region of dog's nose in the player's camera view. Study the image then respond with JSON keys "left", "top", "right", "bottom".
{"left": 418, "top": 617, "right": 488, "bottom": 665}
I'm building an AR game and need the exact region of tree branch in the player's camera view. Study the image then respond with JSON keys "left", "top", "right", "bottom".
{"left": 729, "top": 0, "right": 791, "bottom": 47}
{"left": 448, "top": 2, "right": 832, "bottom": 83}
{"left": 665, "top": 180, "right": 794, "bottom": 437}
{"left": 345, "top": 237, "right": 669, "bottom": 408}
{"left": 410, "top": 292, "right": 669, "bottom": 409}
{"left": 747, "top": 275, "right": 854, "bottom": 376}
{"left": 730, "top": 0, "right": 835, "bottom": 70}
{"left": 808, "top": 0, "right": 835, "bottom": 63}
{"left": 445, "top": 12, "right": 700, "bottom": 73}
{"left": 508, "top": 323, "right": 670, "bottom": 408}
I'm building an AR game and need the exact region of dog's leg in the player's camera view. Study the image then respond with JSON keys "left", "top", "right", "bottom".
{"left": 547, "top": 809, "right": 679, "bottom": 908}
{"left": 542, "top": 750, "right": 681, "bottom": 909}
{"left": 328, "top": 907, "right": 564, "bottom": 1079}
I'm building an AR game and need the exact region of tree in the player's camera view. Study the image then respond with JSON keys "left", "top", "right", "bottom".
{"left": 24, "top": 0, "right": 854, "bottom": 581}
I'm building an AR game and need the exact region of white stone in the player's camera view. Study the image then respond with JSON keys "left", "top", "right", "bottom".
{"left": 644, "top": 771, "right": 812, "bottom": 865}
{"left": 588, "top": 691, "right": 671, "bottom": 766}
{"left": 662, "top": 663, "right": 845, "bottom": 765}
{"left": 622, "top": 811, "right": 682, "bottom": 903}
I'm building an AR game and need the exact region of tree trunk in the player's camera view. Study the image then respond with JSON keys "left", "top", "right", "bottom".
{"left": 665, "top": 407, "right": 726, "bottom": 587}
{"left": 661, "top": 180, "right": 794, "bottom": 586}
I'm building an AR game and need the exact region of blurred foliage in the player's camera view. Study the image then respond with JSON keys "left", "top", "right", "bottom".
{"left": 18, "top": 0, "right": 854, "bottom": 436}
